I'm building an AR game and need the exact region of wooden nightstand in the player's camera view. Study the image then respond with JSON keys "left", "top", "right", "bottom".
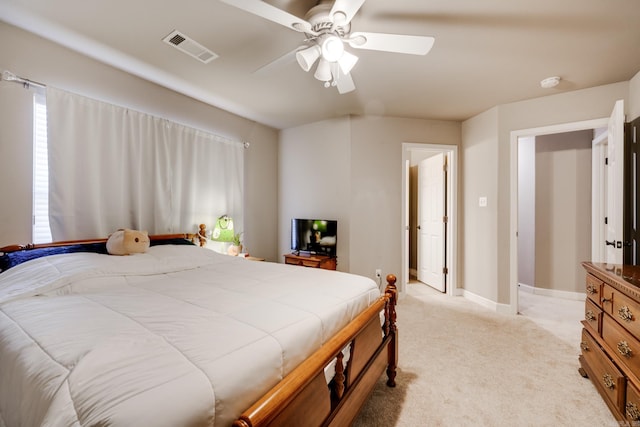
{"left": 283, "top": 253, "right": 337, "bottom": 270}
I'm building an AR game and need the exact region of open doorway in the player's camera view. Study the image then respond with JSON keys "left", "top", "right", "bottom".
{"left": 510, "top": 100, "right": 625, "bottom": 315}
{"left": 402, "top": 143, "right": 458, "bottom": 297}
{"left": 509, "top": 117, "right": 610, "bottom": 315}
{"left": 517, "top": 130, "right": 596, "bottom": 299}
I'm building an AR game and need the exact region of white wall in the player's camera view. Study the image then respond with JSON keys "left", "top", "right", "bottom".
{"left": 0, "top": 22, "right": 280, "bottom": 260}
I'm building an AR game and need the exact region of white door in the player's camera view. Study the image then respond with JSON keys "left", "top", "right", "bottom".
{"left": 591, "top": 130, "right": 608, "bottom": 263}
{"left": 417, "top": 153, "right": 446, "bottom": 292}
{"left": 404, "top": 159, "right": 410, "bottom": 288}
{"left": 606, "top": 99, "right": 625, "bottom": 264}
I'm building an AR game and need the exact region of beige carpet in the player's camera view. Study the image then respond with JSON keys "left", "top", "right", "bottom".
{"left": 353, "top": 283, "right": 617, "bottom": 426}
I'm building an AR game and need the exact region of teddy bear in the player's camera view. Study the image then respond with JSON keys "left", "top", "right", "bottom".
{"left": 106, "top": 229, "right": 150, "bottom": 255}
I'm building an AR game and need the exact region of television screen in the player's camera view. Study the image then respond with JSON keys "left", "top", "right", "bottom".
{"left": 291, "top": 218, "right": 337, "bottom": 256}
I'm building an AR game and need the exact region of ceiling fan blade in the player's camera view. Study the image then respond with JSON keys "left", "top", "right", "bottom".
{"left": 330, "top": 0, "right": 366, "bottom": 26}
{"left": 219, "top": 0, "right": 314, "bottom": 34}
{"left": 347, "top": 32, "right": 435, "bottom": 55}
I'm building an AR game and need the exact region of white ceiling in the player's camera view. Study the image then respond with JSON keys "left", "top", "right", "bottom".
{"left": 2, "top": 0, "right": 639, "bottom": 129}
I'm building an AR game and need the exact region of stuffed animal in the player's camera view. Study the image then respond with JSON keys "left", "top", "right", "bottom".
{"left": 106, "top": 229, "right": 150, "bottom": 255}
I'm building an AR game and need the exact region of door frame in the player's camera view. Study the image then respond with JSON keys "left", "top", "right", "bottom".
{"left": 402, "top": 143, "right": 458, "bottom": 297}
{"left": 509, "top": 118, "right": 609, "bottom": 314}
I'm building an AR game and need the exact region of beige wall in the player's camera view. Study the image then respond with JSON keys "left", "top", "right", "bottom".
{"left": 630, "top": 70, "right": 640, "bottom": 121}
{"left": 278, "top": 117, "right": 352, "bottom": 269}
{"left": 0, "top": 22, "right": 280, "bottom": 261}
{"left": 462, "top": 81, "right": 631, "bottom": 307}
{"left": 280, "top": 116, "right": 461, "bottom": 284}
{"left": 461, "top": 107, "right": 499, "bottom": 301}
{"left": 517, "top": 136, "right": 535, "bottom": 287}
{"left": 534, "top": 131, "right": 592, "bottom": 293}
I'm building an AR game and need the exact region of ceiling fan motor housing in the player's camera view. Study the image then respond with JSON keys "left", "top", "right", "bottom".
{"left": 305, "top": 2, "right": 351, "bottom": 38}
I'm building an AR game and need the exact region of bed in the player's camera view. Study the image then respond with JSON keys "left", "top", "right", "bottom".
{"left": 0, "top": 232, "right": 398, "bottom": 427}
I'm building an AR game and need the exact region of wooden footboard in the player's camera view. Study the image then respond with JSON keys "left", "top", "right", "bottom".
{"left": 233, "top": 274, "right": 398, "bottom": 427}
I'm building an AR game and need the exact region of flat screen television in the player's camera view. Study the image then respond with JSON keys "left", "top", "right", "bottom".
{"left": 291, "top": 218, "right": 337, "bottom": 256}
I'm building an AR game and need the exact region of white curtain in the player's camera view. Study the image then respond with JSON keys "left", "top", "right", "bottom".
{"left": 46, "top": 87, "right": 244, "bottom": 240}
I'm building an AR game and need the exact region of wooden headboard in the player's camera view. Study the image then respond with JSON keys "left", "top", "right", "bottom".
{"left": 0, "top": 225, "right": 207, "bottom": 253}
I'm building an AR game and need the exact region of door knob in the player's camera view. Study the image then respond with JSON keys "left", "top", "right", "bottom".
{"left": 606, "top": 240, "right": 616, "bottom": 246}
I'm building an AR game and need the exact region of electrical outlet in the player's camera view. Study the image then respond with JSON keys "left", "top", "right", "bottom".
{"left": 375, "top": 269, "right": 382, "bottom": 278}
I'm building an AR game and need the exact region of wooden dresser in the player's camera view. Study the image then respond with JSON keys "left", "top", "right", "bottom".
{"left": 580, "top": 262, "right": 640, "bottom": 424}
{"left": 283, "top": 253, "right": 337, "bottom": 270}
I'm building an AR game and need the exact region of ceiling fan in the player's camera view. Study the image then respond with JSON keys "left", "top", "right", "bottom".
{"left": 219, "top": 0, "right": 435, "bottom": 94}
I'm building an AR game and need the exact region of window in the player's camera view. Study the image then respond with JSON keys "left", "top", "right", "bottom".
{"left": 33, "top": 92, "right": 52, "bottom": 243}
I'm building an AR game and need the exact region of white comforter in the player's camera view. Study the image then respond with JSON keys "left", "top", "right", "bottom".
{"left": 0, "top": 245, "right": 379, "bottom": 427}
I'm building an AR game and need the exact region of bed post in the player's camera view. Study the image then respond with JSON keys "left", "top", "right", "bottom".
{"left": 195, "top": 224, "right": 208, "bottom": 247}
{"left": 384, "top": 274, "right": 398, "bottom": 387}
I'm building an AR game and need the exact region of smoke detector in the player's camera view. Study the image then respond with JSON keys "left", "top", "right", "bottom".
{"left": 540, "top": 76, "right": 561, "bottom": 89}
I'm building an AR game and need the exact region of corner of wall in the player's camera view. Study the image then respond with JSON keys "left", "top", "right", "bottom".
{"left": 629, "top": 70, "right": 640, "bottom": 120}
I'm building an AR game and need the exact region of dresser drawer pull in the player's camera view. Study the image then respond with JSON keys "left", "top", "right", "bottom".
{"left": 587, "top": 285, "right": 597, "bottom": 295}
{"left": 627, "top": 402, "right": 640, "bottom": 421}
{"left": 618, "top": 305, "right": 634, "bottom": 322}
{"left": 603, "top": 373, "right": 615, "bottom": 389}
{"left": 617, "top": 341, "right": 633, "bottom": 358}
{"left": 580, "top": 341, "right": 589, "bottom": 351}
{"left": 585, "top": 310, "right": 596, "bottom": 322}
{"left": 602, "top": 297, "right": 612, "bottom": 305}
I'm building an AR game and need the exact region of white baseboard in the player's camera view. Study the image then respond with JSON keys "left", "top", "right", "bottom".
{"left": 460, "top": 289, "right": 511, "bottom": 314}
{"left": 518, "top": 282, "right": 585, "bottom": 301}
{"left": 460, "top": 284, "right": 585, "bottom": 315}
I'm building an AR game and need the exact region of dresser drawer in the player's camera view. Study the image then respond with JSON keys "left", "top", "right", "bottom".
{"left": 581, "top": 328, "right": 626, "bottom": 412}
{"left": 584, "top": 298, "right": 602, "bottom": 334}
{"left": 603, "top": 284, "right": 640, "bottom": 337}
{"left": 626, "top": 381, "right": 640, "bottom": 424}
{"left": 586, "top": 273, "right": 603, "bottom": 305}
{"left": 602, "top": 315, "right": 640, "bottom": 375}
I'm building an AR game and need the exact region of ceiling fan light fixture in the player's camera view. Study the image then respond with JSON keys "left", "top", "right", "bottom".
{"left": 296, "top": 45, "right": 322, "bottom": 72}
{"left": 314, "top": 58, "right": 332, "bottom": 82}
{"left": 320, "top": 35, "right": 345, "bottom": 62}
{"left": 338, "top": 51, "right": 358, "bottom": 75}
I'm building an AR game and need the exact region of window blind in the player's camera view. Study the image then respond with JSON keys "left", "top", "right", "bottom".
{"left": 33, "top": 92, "right": 52, "bottom": 243}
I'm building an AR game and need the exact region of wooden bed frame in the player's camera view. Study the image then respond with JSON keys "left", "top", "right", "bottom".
{"left": 0, "top": 229, "right": 398, "bottom": 427}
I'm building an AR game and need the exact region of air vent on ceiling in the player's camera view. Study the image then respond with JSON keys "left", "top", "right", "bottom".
{"left": 162, "top": 30, "right": 218, "bottom": 64}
